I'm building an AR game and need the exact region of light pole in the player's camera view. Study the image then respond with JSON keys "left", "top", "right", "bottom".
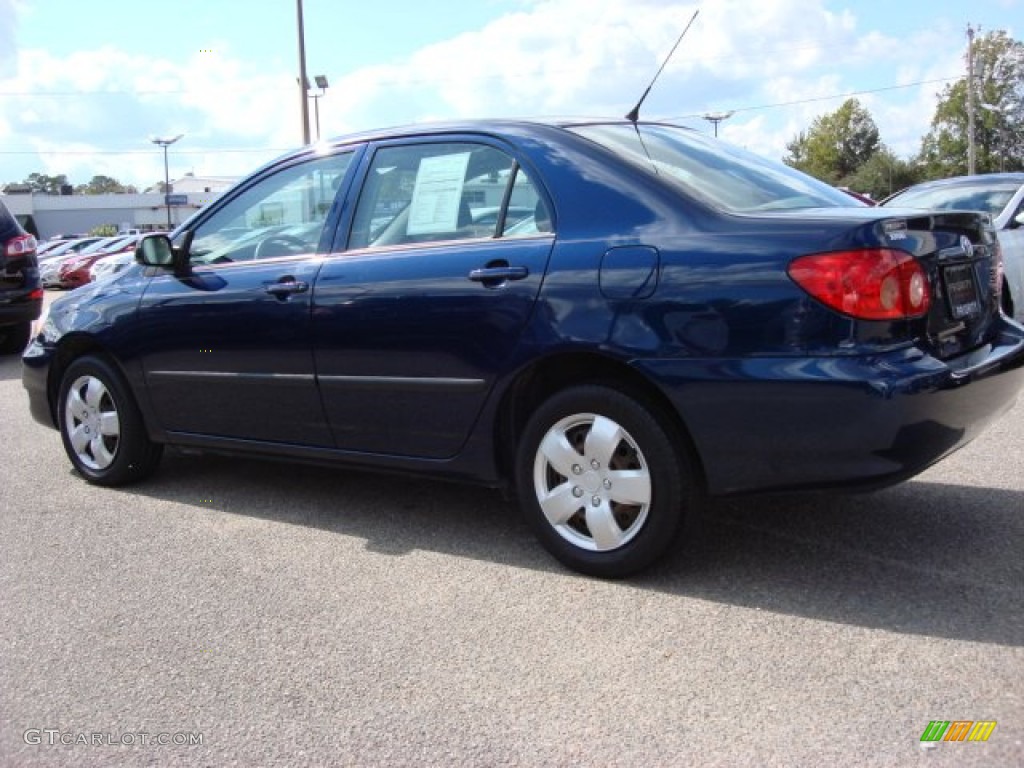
{"left": 967, "top": 24, "right": 977, "bottom": 175}
{"left": 312, "top": 75, "right": 329, "bottom": 141}
{"left": 296, "top": 0, "right": 311, "bottom": 145}
{"left": 151, "top": 134, "right": 183, "bottom": 230}
{"left": 702, "top": 110, "right": 734, "bottom": 137}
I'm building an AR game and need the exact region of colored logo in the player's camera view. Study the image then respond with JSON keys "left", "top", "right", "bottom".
{"left": 920, "top": 721, "right": 997, "bottom": 742}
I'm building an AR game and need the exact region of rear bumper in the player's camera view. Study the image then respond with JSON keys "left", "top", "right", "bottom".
{"left": 0, "top": 295, "right": 42, "bottom": 326}
{"left": 637, "top": 322, "right": 1024, "bottom": 495}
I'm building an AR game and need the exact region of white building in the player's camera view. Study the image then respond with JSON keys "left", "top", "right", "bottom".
{"left": 3, "top": 174, "right": 237, "bottom": 240}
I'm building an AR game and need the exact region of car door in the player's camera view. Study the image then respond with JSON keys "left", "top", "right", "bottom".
{"left": 998, "top": 187, "right": 1024, "bottom": 321}
{"left": 313, "top": 139, "right": 555, "bottom": 459}
{"left": 137, "top": 150, "right": 357, "bottom": 445}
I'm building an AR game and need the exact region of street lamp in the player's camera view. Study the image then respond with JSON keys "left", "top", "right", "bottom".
{"left": 151, "top": 134, "right": 183, "bottom": 229}
{"left": 311, "top": 75, "right": 329, "bottom": 141}
{"left": 701, "top": 110, "right": 734, "bottom": 137}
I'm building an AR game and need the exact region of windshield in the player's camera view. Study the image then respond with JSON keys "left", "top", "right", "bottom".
{"left": 882, "top": 182, "right": 1018, "bottom": 217}
{"left": 568, "top": 123, "right": 856, "bottom": 213}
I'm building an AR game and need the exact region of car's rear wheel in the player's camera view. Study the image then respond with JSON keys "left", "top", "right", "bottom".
{"left": 58, "top": 356, "right": 163, "bottom": 486}
{"left": 516, "top": 385, "right": 699, "bottom": 578}
{"left": 0, "top": 321, "right": 31, "bottom": 354}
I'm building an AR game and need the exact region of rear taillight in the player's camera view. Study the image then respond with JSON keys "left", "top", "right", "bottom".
{"left": 788, "top": 248, "right": 931, "bottom": 320}
{"left": 4, "top": 234, "right": 37, "bottom": 257}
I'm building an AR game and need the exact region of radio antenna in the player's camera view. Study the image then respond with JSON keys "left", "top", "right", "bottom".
{"left": 625, "top": 9, "right": 700, "bottom": 123}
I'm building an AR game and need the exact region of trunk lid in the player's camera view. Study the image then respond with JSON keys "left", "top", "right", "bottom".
{"left": 879, "top": 210, "right": 1001, "bottom": 360}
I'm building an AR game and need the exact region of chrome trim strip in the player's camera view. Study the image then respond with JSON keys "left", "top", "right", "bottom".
{"left": 149, "top": 371, "right": 314, "bottom": 382}
{"left": 318, "top": 375, "right": 486, "bottom": 391}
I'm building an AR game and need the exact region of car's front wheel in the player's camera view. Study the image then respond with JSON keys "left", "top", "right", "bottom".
{"left": 516, "top": 385, "right": 699, "bottom": 578}
{"left": 57, "top": 356, "right": 163, "bottom": 486}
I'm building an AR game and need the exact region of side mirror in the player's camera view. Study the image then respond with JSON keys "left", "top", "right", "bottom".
{"left": 136, "top": 234, "right": 174, "bottom": 266}
{"left": 1013, "top": 211, "right": 1024, "bottom": 229}
{"left": 136, "top": 231, "right": 193, "bottom": 274}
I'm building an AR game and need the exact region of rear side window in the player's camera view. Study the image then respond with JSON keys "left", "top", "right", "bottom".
{"left": 349, "top": 142, "right": 551, "bottom": 249}
{"left": 571, "top": 123, "right": 852, "bottom": 213}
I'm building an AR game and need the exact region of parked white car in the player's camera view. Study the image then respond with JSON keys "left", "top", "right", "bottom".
{"left": 89, "top": 250, "right": 136, "bottom": 282}
{"left": 882, "top": 173, "right": 1024, "bottom": 322}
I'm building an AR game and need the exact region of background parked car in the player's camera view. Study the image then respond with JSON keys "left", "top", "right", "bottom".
{"left": 881, "top": 173, "right": 1024, "bottom": 321}
{"left": 0, "top": 197, "right": 42, "bottom": 353}
{"left": 38, "top": 236, "right": 106, "bottom": 288}
{"left": 58, "top": 234, "right": 142, "bottom": 289}
{"left": 89, "top": 234, "right": 156, "bottom": 282}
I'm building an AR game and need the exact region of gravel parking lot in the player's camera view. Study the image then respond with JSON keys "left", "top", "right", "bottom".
{"left": 1, "top": 324, "right": 1022, "bottom": 766}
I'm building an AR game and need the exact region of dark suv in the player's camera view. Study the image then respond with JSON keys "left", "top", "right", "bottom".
{"left": 0, "top": 198, "right": 43, "bottom": 354}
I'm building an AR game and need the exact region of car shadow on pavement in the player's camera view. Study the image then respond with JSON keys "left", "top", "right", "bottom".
{"left": 133, "top": 451, "right": 1024, "bottom": 648}
{"left": 0, "top": 354, "right": 25, "bottom": 383}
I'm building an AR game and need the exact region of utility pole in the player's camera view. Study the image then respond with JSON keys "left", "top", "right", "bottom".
{"left": 297, "top": 0, "right": 311, "bottom": 145}
{"left": 967, "top": 24, "right": 976, "bottom": 175}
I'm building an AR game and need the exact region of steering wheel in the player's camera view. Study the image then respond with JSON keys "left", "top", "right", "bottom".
{"left": 253, "top": 234, "right": 309, "bottom": 260}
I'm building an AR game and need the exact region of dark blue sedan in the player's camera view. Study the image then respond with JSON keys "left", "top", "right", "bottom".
{"left": 23, "top": 120, "right": 1024, "bottom": 577}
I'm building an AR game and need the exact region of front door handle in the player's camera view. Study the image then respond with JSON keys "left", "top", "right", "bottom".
{"left": 265, "top": 277, "right": 309, "bottom": 297}
{"left": 468, "top": 265, "right": 529, "bottom": 285}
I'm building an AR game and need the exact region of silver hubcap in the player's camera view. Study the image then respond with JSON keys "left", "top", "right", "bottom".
{"left": 533, "top": 413, "right": 652, "bottom": 551}
{"left": 64, "top": 375, "right": 121, "bottom": 471}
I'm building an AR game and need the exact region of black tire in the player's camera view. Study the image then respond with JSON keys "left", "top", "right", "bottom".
{"left": 57, "top": 356, "right": 163, "bottom": 486}
{"left": 515, "top": 385, "right": 700, "bottom": 578}
{"left": 0, "top": 321, "right": 31, "bottom": 355}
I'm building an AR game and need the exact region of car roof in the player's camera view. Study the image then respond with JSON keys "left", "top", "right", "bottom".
{"left": 274, "top": 118, "right": 692, "bottom": 162}
{"left": 896, "top": 173, "right": 1024, "bottom": 191}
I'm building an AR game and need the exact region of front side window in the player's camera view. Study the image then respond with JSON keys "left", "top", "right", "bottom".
{"left": 349, "top": 142, "right": 551, "bottom": 249}
{"left": 185, "top": 152, "right": 354, "bottom": 264}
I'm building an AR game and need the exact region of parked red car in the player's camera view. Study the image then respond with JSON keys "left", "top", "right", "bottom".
{"left": 57, "top": 235, "right": 140, "bottom": 289}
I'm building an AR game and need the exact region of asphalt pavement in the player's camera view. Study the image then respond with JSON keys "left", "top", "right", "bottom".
{"left": 0, "top": 329, "right": 1021, "bottom": 767}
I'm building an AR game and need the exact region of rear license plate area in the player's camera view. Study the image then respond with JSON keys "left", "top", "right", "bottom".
{"left": 942, "top": 263, "right": 981, "bottom": 320}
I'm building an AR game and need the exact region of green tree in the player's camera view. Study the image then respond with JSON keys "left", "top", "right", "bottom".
{"left": 844, "top": 148, "right": 923, "bottom": 200}
{"left": 784, "top": 98, "right": 881, "bottom": 185}
{"left": 918, "top": 30, "right": 1024, "bottom": 177}
{"left": 22, "top": 173, "right": 70, "bottom": 195}
{"left": 75, "top": 175, "right": 139, "bottom": 195}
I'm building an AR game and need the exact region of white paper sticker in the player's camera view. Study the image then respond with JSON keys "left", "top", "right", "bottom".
{"left": 406, "top": 152, "right": 471, "bottom": 236}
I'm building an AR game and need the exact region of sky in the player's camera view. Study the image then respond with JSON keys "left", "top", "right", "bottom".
{"left": 0, "top": 0, "right": 1020, "bottom": 190}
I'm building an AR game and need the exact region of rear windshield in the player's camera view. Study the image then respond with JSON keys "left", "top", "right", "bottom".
{"left": 882, "top": 182, "right": 1018, "bottom": 217}
{"left": 568, "top": 123, "right": 855, "bottom": 214}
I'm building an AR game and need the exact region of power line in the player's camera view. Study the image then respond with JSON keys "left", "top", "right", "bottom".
{"left": 0, "top": 147, "right": 292, "bottom": 156}
{"left": 0, "top": 41, "right": 943, "bottom": 99}
{"left": 666, "top": 75, "right": 961, "bottom": 121}
{"left": 0, "top": 75, "right": 964, "bottom": 159}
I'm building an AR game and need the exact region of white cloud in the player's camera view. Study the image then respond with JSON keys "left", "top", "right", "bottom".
{"left": 1, "top": 42, "right": 296, "bottom": 187}
{"left": 0, "top": 0, "right": 19, "bottom": 79}
{"left": 0, "top": 0, "right": 983, "bottom": 186}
